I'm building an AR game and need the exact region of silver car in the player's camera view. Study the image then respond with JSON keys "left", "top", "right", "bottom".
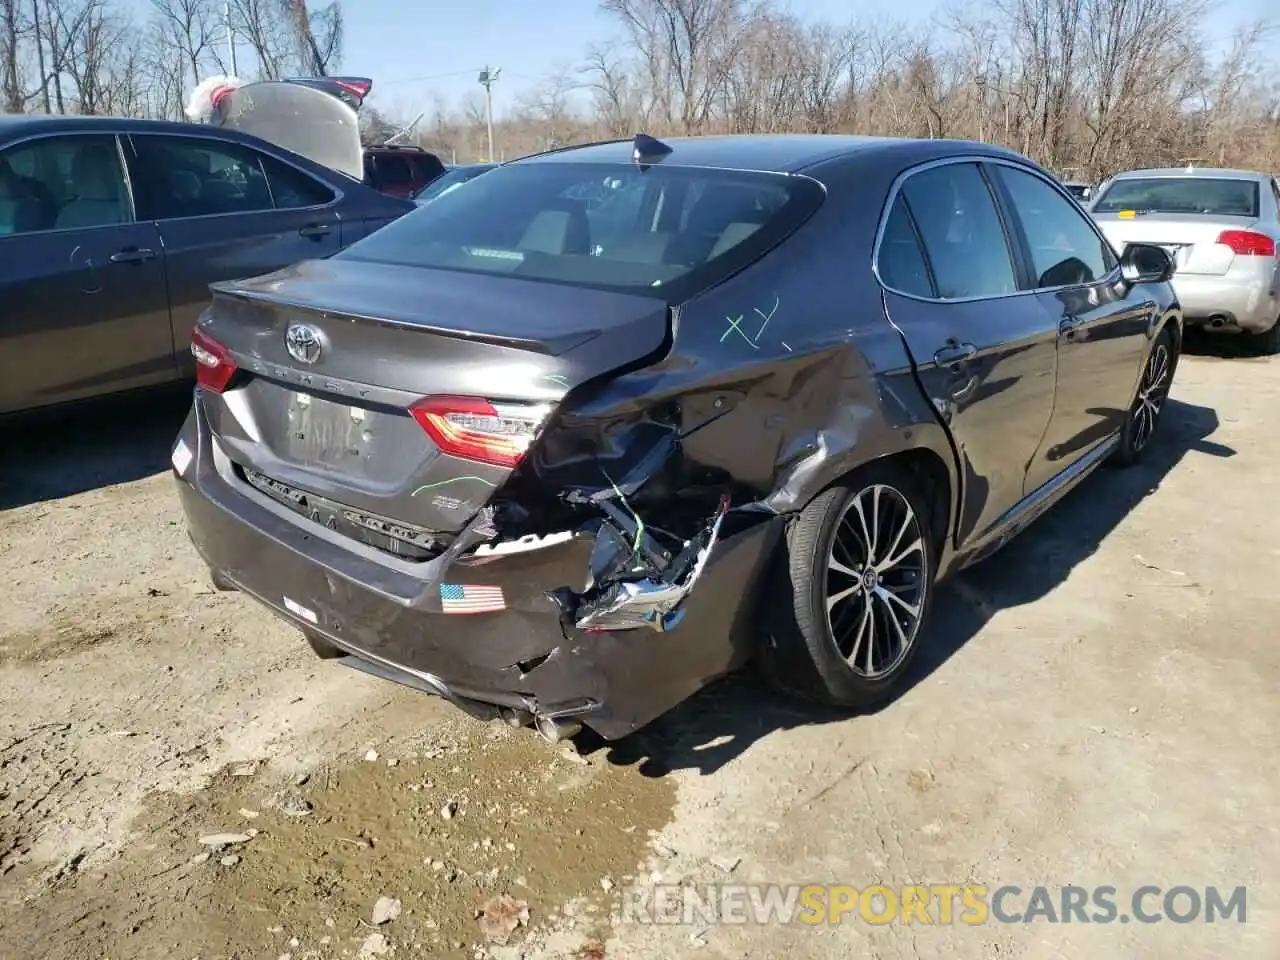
{"left": 1090, "top": 167, "right": 1280, "bottom": 353}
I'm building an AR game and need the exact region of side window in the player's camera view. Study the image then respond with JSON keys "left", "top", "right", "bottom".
{"left": 259, "top": 153, "right": 334, "bottom": 209}
{"left": 670, "top": 177, "right": 789, "bottom": 260}
{"left": 877, "top": 196, "right": 934, "bottom": 298}
{"left": 129, "top": 135, "right": 273, "bottom": 220}
{"left": 1271, "top": 179, "right": 1280, "bottom": 214}
{"left": 376, "top": 154, "right": 413, "bottom": 187}
{"left": 901, "top": 163, "right": 1018, "bottom": 299}
{"left": 0, "top": 135, "right": 129, "bottom": 235}
{"left": 413, "top": 154, "right": 446, "bottom": 186}
{"left": 996, "top": 165, "right": 1115, "bottom": 288}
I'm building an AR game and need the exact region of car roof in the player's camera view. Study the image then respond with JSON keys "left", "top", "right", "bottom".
{"left": 1110, "top": 166, "right": 1271, "bottom": 181}
{"left": 515, "top": 134, "right": 1025, "bottom": 175}
{"left": 0, "top": 112, "right": 281, "bottom": 148}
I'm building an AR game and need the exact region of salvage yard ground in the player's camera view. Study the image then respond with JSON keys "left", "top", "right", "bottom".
{"left": 1, "top": 337, "right": 1277, "bottom": 960}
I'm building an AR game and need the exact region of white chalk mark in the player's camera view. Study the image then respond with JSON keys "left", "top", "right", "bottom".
{"left": 753, "top": 295, "right": 781, "bottom": 340}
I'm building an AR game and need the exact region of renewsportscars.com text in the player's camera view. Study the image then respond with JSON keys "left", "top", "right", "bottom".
{"left": 619, "top": 883, "right": 1247, "bottom": 926}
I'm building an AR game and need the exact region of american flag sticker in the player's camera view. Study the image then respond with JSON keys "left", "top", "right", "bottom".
{"left": 439, "top": 583, "right": 507, "bottom": 614}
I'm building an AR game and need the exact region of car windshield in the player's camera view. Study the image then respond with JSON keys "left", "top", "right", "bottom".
{"left": 340, "top": 161, "right": 824, "bottom": 297}
{"left": 413, "top": 165, "right": 494, "bottom": 201}
{"left": 1092, "top": 177, "right": 1259, "bottom": 217}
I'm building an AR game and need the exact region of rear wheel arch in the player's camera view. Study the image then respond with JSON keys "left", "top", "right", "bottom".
{"left": 1145, "top": 310, "right": 1183, "bottom": 390}
{"left": 790, "top": 444, "right": 955, "bottom": 557}
{"left": 1158, "top": 311, "right": 1183, "bottom": 367}
{"left": 887, "top": 448, "right": 952, "bottom": 555}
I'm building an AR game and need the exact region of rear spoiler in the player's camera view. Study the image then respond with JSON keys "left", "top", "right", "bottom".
{"left": 279, "top": 76, "right": 373, "bottom": 111}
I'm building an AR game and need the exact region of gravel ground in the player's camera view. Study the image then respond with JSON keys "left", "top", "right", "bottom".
{"left": 0, "top": 338, "right": 1276, "bottom": 960}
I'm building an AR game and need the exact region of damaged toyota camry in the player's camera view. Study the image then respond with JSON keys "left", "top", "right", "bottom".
{"left": 172, "top": 134, "right": 1182, "bottom": 742}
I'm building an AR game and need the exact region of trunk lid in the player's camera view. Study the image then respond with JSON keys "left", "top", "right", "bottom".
{"left": 198, "top": 258, "right": 670, "bottom": 546}
{"left": 212, "top": 78, "right": 367, "bottom": 181}
{"left": 1092, "top": 212, "right": 1258, "bottom": 276}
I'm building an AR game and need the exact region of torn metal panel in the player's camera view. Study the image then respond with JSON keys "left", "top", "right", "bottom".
{"left": 574, "top": 495, "right": 730, "bottom": 633}
{"left": 469, "top": 531, "right": 578, "bottom": 560}
{"left": 558, "top": 517, "right": 783, "bottom": 739}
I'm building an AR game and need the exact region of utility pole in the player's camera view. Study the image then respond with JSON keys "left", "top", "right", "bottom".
{"left": 225, "top": 2, "right": 238, "bottom": 75}
{"left": 478, "top": 66, "right": 501, "bottom": 162}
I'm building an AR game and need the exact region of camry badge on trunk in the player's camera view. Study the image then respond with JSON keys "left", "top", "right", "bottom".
{"left": 285, "top": 323, "right": 323, "bottom": 364}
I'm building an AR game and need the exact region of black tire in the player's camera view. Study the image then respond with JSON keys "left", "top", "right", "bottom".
{"left": 304, "top": 630, "right": 344, "bottom": 660}
{"left": 759, "top": 461, "right": 938, "bottom": 709}
{"left": 1111, "top": 326, "right": 1176, "bottom": 467}
{"left": 1249, "top": 317, "right": 1280, "bottom": 356}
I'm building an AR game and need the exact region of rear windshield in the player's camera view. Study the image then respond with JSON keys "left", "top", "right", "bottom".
{"left": 339, "top": 161, "right": 824, "bottom": 297}
{"left": 1092, "top": 177, "right": 1259, "bottom": 217}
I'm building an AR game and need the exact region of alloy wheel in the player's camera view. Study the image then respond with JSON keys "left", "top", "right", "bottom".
{"left": 825, "top": 484, "right": 927, "bottom": 679}
{"left": 1132, "top": 342, "right": 1171, "bottom": 453}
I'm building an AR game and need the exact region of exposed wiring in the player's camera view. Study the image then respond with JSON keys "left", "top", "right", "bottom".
{"left": 601, "top": 468, "right": 646, "bottom": 561}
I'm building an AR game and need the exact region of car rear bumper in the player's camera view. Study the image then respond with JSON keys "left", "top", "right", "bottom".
{"left": 171, "top": 398, "right": 775, "bottom": 740}
{"left": 1173, "top": 263, "right": 1280, "bottom": 332}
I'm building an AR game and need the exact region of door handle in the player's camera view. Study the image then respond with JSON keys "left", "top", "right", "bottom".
{"left": 109, "top": 247, "right": 157, "bottom": 264}
{"left": 299, "top": 223, "right": 332, "bottom": 240}
{"left": 933, "top": 340, "right": 977, "bottom": 367}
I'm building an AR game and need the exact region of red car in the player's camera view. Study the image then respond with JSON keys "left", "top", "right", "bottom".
{"left": 363, "top": 144, "right": 446, "bottom": 199}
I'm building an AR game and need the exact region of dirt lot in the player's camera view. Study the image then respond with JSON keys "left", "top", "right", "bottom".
{"left": 1, "top": 340, "right": 1277, "bottom": 960}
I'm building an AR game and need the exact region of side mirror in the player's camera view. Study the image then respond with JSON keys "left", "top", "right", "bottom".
{"left": 1120, "top": 242, "right": 1175, "bottom": 284}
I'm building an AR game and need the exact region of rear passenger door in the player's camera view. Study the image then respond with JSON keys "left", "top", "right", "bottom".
{"left": 877, "top": 160, "right": 1059, "bottom": 547}
{"left": 124, "top": 132, "right": 341, "bottom": 375}
{"left": 0, "top": 133, "right": 172, "bottom": 413}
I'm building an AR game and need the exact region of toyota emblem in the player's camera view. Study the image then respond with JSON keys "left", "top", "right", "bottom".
{"left": 285, "top": 323, "right": 323, "bottom": 364}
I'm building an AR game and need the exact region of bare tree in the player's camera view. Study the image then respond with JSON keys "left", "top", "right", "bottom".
{"left": 58, "top": 0, "right": 114, "bottom": 113}
{"left": 601, "top": 0, "right": 759, "bottom": 133}
{"left": 228, "top": 0, "right": 285, "bottom": 78}
{"left": 150, "top": 0, "right": 221, "bottom": 89}
{"left": 1, "top": 0, "right": 27, "bottom": 113}
{"left": 797, "top": 22, "right": 854, "bottom": 132}
{"left": 225, "top": 0, "right": 341, "bottom": 80}
{"left": 580, "top": 43, "right": 646, "bottom": 136}
{"left": 516, "top": 68, "right": 582, "bottom": 148}
{"left": 722, "top": 11, "right": 806, "bottom": 133}
{"left": 285, "top": 0, "right": 341, "bottom": 76}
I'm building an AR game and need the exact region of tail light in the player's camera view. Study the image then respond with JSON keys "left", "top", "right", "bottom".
{"left": 410, "top": 396, "right": 550, "bottom": 468}
{"left": 1216, "top": 230, "right": 1276, "bottom": 257}
{"left": 190, "top": 327, "right": 238, "bottom": 393}
{"left": 333, "top": 78, "right": 372, "bottom": 100}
